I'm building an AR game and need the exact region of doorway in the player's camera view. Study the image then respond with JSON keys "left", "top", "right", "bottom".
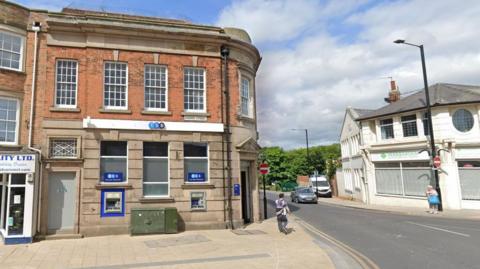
{"left": 241, "top": 166, "right": 252, "bottom": 224}
{"left": 47, "top": 172, "right": 76, "bottom": 234}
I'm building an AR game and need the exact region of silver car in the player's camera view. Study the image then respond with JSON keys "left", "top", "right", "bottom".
{"left": 290, "top": 187, "right": 318, "bottom": 203}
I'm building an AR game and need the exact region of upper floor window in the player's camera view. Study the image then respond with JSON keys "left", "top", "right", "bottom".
{"left": 0, "top": 31, "right": 22, "bottom": 71}
{"left": 144, "top": 65, "right": 167, "bottom": 111}
{"left": 104, "top": 62, "right": 127, "bottom": 109}
{"left": 0, "top": 98, "right": 18, "bottom": 144}
{"left": 423, "top": 112, "right": 430, "bottom": 136}
{"left": 380, "top": 118, "right": 394, "bottom": 139}
{"left": 401, "top": 114, "right": 418, "bottom": 137}
{"left": 452, "top": 109, "right": 474, "bottom": 133}
{"left": 240, "top": 77, "right": 250, "bottom": 116}
{"left": 184, "top": 68, "right": 205, "bottom": 112}
{"left": 55, "top": 60, "right": 78, "bottom": 108}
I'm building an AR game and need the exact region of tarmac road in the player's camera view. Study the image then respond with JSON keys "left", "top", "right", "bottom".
{"left": 264, "top": 191, "right": 480, "bottom": 269}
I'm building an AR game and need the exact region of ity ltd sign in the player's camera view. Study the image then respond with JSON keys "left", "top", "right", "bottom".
{"left": 0, "top": 154, "right": 36, "bottom": 173}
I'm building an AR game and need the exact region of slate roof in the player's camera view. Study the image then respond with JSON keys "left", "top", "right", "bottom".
{"left": 357, "top": 83, "right": 480, "bottom": 120}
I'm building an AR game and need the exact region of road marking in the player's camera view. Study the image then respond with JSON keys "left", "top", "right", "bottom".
{"left": 406, "top": 221, "right": 471, "bottom": 237}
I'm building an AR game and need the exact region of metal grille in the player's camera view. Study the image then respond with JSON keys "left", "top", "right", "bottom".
{"left": 241, "top": 78, "right": 249, "bottom": 115}
{"left": 452, "top": 109, "right": 474, "bottom": 132}
{"left": 380, "top": 118, "right": 394, "bottom": 139}
{"left": 401, "top": 114, "right": 418, "bottom": 137}
{"left": 56, "top": 60, "right": 77, "bottom": 107}
{"left": 0, "top": 31, "right": 22, "bottom": 70}
{"left": 104, "top": 62, "right": 127, "bottom": 108}
{"left": 144, "top": 65, "right": 167, "bottom": 110}
{"left": 50, "top": 138, "right": 77, "bottom": 158}
{"left": 184, "top": 68, "right": 205, "bottom": 111}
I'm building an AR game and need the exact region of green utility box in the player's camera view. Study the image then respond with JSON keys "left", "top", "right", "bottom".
{"left": 164, "top": 207, "right": 178, "bottom": 234}
{"left": 130, "top": 208, "right": 165, "bottom": 235}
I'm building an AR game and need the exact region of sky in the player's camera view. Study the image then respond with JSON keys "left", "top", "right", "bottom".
{"left": 14, "top": 0, "right": 480, "bottom": 149}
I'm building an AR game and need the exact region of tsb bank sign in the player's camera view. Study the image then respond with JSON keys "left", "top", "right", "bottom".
{"left": 148, "top": 122, "right": 166, "bottom": 130}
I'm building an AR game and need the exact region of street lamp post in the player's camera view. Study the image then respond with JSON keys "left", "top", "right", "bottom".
{"left": 292, "top": 129, "right": 319, "bottom": 196}
{"left": 394, "top": 39, "right": 442, "bottom": 211}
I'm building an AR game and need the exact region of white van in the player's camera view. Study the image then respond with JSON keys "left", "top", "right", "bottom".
{"left": 309, "top": 176, "right": 332, "bottom": 197}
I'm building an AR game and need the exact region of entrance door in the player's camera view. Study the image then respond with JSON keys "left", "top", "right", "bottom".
{"left": 48, "top": 172, "right": 76, "bottom": 233}
{"left": 241, "top": 170, "right": 252, "bottom": 224}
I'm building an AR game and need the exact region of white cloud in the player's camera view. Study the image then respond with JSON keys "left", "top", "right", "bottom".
{"left": 217, "top": 0, "right": 480, "bottom": 149}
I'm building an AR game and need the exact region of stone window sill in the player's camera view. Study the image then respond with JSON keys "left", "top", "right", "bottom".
{"left": 49, "top": 107, "right": 81, "bottom": 113}
{"left": 99, "top": 108, "right": 132, "bottom": 114}
{"left": 141, "top": 110, "right": 173, "bottom": 116}
{"left": 139, "top": 197, "right": 175, "bottom": 203}
{"left": 0, "top": 67, "right": 26, "bottom": 75}
{"left": 181, "top": 183, "right": 215, "bottom": 189}
{"left": 95, "top": 183, "right": 133, "bottom": 189}
{"left": 237, "top": 114, "right": 255, "bottom": 123}
{"left": 44, "top": 158, "right": 83, "bottom": 163}
{"left": 181, "top": 111, "right": 211, "bottom": 117}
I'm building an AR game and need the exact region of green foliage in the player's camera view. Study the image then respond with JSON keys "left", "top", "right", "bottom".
{"left": 260, "top": 143, "right": 341, "bottom": 185}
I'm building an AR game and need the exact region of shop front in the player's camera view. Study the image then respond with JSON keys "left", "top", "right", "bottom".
{"left": 455, "top": 148, "right": 480, "bottom": 209}
{"left": 0, "top": 153, "right": 37, "bottom": 244}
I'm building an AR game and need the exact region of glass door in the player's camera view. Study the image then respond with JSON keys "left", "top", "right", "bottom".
{"left": 4, "top": 174, "right": 26, "bottom": 236}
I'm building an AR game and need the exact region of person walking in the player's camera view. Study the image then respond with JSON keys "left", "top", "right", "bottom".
{"left": 275, "top": 193, "right": 290, "bottom": 234}
{"left": 426, "top": 185, "right": 439, "bottom": 214}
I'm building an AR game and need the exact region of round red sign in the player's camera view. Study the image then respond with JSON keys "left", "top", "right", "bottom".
{"left": 433, "top": 156, "right": 441, "bottom": 168}
{"left": 259, "top": 163, "right": 269, "bottom": 175}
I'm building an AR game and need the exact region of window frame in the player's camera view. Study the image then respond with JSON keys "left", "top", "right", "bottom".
{"left": 422, "top": 112, "right": 430, "bottom": 136}
{"left": 183, "top": 142, "right": 209, "bottom": 184}
{"left": 379, "top": 118, "right": 394, "bottom": 140}
{"left": 48, "top": 137, "right": 79, "bottom": 159}
{"left": 142, "top": 142, "right": 170, "bottom": 198}
{"left": 0, "top": 30, "right": 24, "bottom": 72}
{"left": 183, "top": 67, "right": 207, "bottom": 113}
{"left": 144, "top": 64, "right": 168, "bottom": 112}
{"left": 100, "top": 141, "right": 128, "bottom": 184}
{"left": 240, "top": 77, "right": 251, "bottom": 117}
{"left": 103, "top": 61, "right": 128, "bottom": 110}
{"left": 401, "top": 114, "right": 418, "bottom": 137}
{"left": 54, "top": 59, "right": 78, "bottom": 108}
{"left": 452, "top": 108, "right": 475, "bottom": 133}
{"left": 0, "top": 97, "right": 19, "bottom": 145}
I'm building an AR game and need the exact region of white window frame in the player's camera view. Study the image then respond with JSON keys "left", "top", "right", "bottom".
{"left": 184, "top": 143, "right": 209, "bottom": 184}
{"left": 100, "top": 141, "right": 128, "bottom": 184}
{"left": 240, "top": 77, "right": 251, "bottom": 117}
{"left": 103, "top": 61, "right": 128, "bottom": 110}
{"left": 55, "top": 59, "right": 78, "bottom": 108}
{"left": 0, "top": 30, "right": 24, "bottom": 72}
{"left": 0, "top": 97, "right": 19, "bottom": 145}
{"left": 143, "top": 143, "right": 170, "bottom": 198}
{"left": 49, "top": 137, "right": 78, "bottom": 159}
{"left": 144, "top": 64, "right": 168, "bottom": 112}
{"left": 379, "top": 118, "right": 394, "bottom": 140}
{"left": 183, "top": 67, "right": 206, "bottom": 113}
{"left": 2, "top": 174, "right": 27, "bottom": 236}
{"left": 401, "top": 114, "right": 418, "bottom": 137}
{"left": 451, "top": 108, "right": 475, "bottom": 134}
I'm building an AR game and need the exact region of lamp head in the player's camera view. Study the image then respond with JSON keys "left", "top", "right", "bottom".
{"left": 394, "top": 39, "right": 405, "bottom": 44}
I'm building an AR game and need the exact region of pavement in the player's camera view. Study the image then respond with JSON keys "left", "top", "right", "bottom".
{"left": 318, "top": 196, "right": 480, "bottom": 220}
{"left": 0, "top": 217, "right": 335, "bottom": 269}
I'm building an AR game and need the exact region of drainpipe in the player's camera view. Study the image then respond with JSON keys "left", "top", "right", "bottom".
{"left": 221, "top": 45, "right": 234, "bottom": 229}
{"left": 29, "top": 22, "right": 43, "bottom": 234}
{"left": 220, "top": 56, "right": 227, "bottom": 225}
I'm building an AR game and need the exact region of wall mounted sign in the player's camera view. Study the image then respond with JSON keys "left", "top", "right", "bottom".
{"left": 101, "top": 189, "right": 125, "bottom": 217}
{"left": 0, "top": 154, "right": 36, "bottom": 174}
{"left": 371, "top": 150, "right": 429, "bottom": 162}
{"left": 103, "top": 172, "right": 124, "bottom": 182}
{"left": 233, "top": 184, "right": 240, "bottom": 196}
{"left": 187, "top": 172, "right": 206, "bottom": 182}
{"left": 148, "top": 121, "right": 166, "bottom": 130}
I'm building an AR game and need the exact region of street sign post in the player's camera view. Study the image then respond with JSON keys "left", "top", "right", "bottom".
{"left": 433, "top": 156, "right": 441, "bottom": 168}
{"left": 259, "top": 163, "right": 269, "bottom": 219}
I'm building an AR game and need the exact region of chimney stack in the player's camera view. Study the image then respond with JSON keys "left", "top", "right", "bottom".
{"left": 384, "top": 80, "right": 400, "bottom": 103}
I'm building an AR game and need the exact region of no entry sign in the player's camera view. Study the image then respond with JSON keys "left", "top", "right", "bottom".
{"left": 259, "top": 163, "right": 269, "bottom": 175}
{"left": 433, "top": 156, "right": 441, "bottom": 168}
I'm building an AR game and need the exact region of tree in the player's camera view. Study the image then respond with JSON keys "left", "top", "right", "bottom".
{"left": 259, "top": 147, "right": 290, "bottom": 185}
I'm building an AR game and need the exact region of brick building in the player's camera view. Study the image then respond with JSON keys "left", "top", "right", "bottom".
{"left": 0, "top": 1, "right": 261, "bottom": 243}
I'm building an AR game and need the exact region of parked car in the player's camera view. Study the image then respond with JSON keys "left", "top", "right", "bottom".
{"left": 290, "top": 187, "right": 318, "bottom": 203}
{"left": 309, "top": 176, "right": 332, "bottom": 197}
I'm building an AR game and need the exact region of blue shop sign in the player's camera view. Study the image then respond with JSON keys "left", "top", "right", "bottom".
{"left": 233, "top": 184, "right": 240, "bottom": 196}
{"left": 187, "top": 172, "right": 206, "bottom": 182}
{"left": 148, "top": 121, "right": 166, "bottom": 130}
{"left": 103, "top": 172, "right": 124, "bottom": 182}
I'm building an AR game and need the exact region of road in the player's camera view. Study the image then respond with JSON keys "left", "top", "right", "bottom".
{"left": 264, "top": 191, "right": 480, "bottom": 269}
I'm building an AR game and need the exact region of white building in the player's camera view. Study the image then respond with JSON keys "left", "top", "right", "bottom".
{"left": 338, "top": 107, "right": 372, "bottom": 203}
{"left": 357, "top": 83, "right": 480, "bottom": 210}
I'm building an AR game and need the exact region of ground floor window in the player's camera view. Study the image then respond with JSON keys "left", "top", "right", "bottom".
{"left": 100, "top": 141, "right": 127, "bottom": 182}
{"left": 458, "top": 160, "right": 480, "bottom": 200}
{"left": 184, "top": 143, "right": 208, "bottom": 183}
{"left": 375, "top": 162, "right": 432, "bottom": 197}
{"left": 143, "top": 142, "right": 169, "bottom": 197}
{"left": 0, "top": 174, "right": 26, "bottom": 236}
